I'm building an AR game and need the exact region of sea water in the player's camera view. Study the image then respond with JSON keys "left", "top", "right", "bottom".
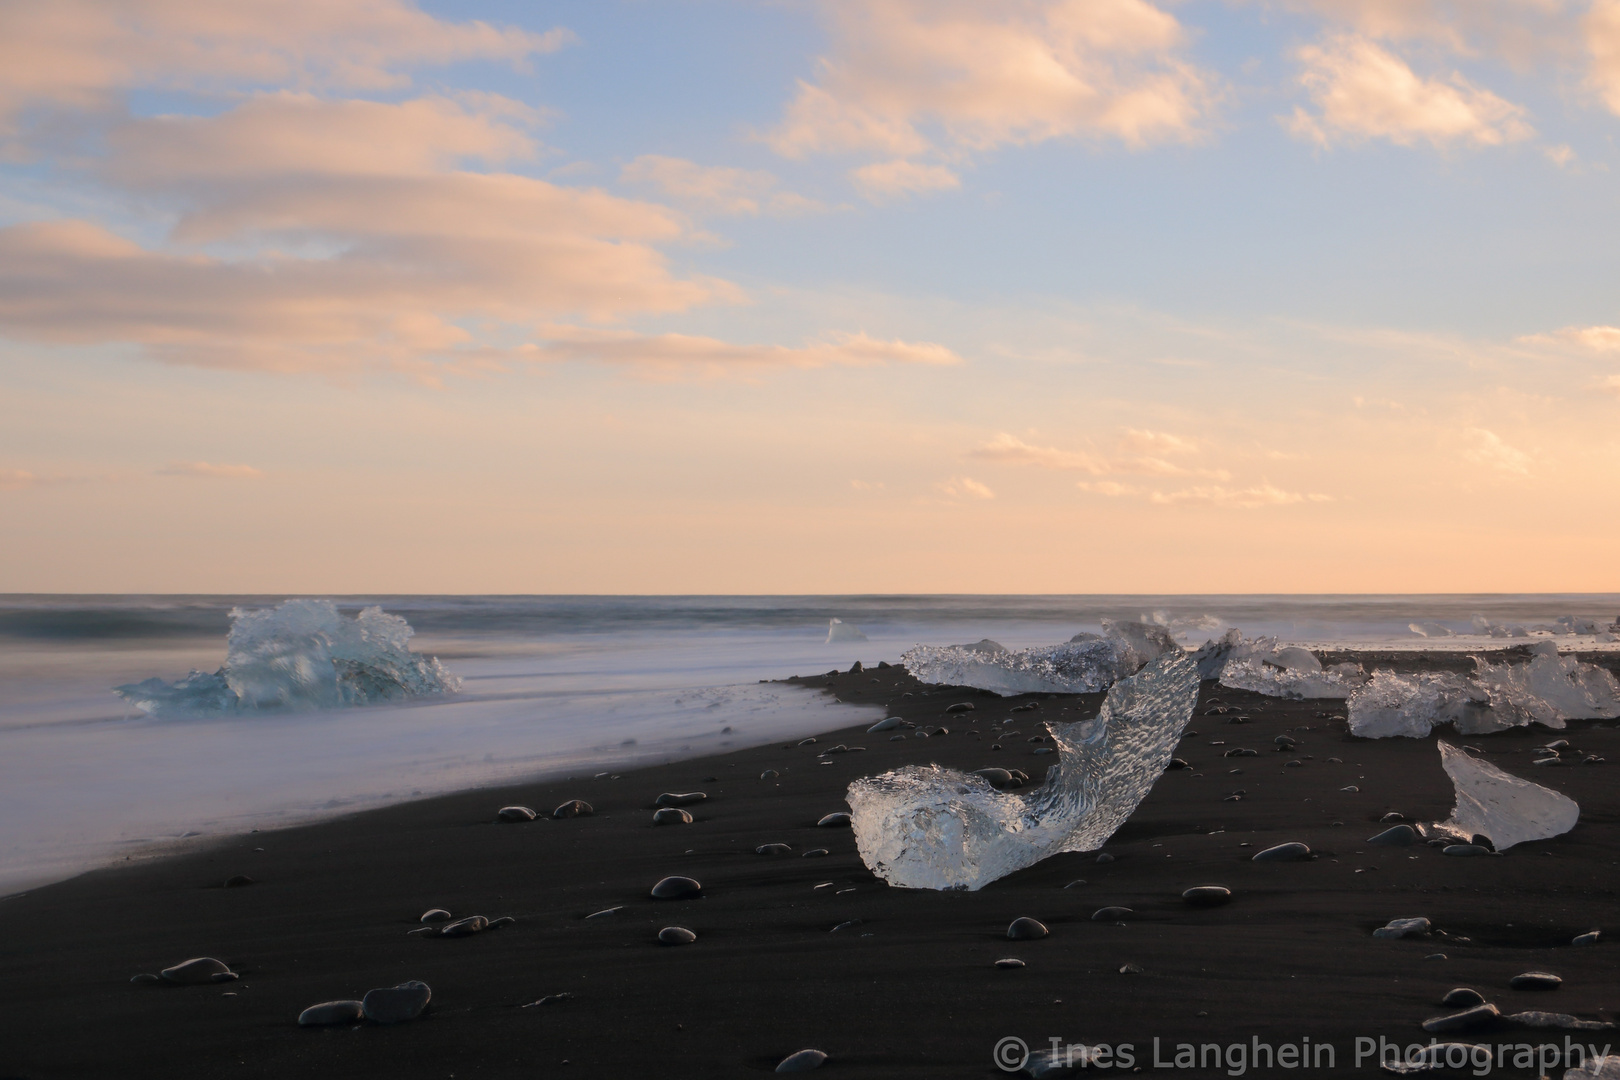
{"left": 1, "top": 594, "right": 1615, "bottom": 894}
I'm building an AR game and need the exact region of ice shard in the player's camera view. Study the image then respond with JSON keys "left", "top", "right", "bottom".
{"left": 1469, "top": 642, "right": 1620, "bottom": 729}
{"left": 845, "top": 649, "right": 1200, "bottom": 891}
{"left": 1434, "top": 742, "right": 1578, "bottom": 851}
{"left": 826, "top": 618, "right": 868, "bottom": 644}
{"left": 899, "top": 619, "right": 1176, "bottom": 696}
{"left": 1347, "top": 671, "right": 1489, "bottom": 739}
{"left": 1215, "top": 634, "right": 1367, "bottom": 700}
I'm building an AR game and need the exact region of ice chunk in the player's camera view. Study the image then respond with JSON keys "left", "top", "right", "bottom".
{"left": 1471, "top": 615, "right": 1529, "bottom": 638}
{"left": 1409, "top": 621, "right": 1456, "bottom": 638}
{"left": 900, "top": 621, "right": 1177, "bottom": 696}
{"left": 1190, "top": 628, "right": 1242, "bottom": 680}
{"left": 1470, "top": 642, "right": 1620, "bottom": 728}
{"left": 826, "top": 618, "right": 868, "bottom": 644}
{"left": 1566, "top": 1056, "right": 1620, "bottom": 1080}
{"left": 115, "top": 600, "right": 458, "bottom": 715}
{"left": 1217, "top": 635, "right": 1366, "bottom": 700}
{"left": 845, "top": 649, "right": 1200, "bottom": 890}
{"left": 1347, "top": 671, "right": 1489, "bottom": 739}
{"left": 1435, "top": 742, "right": 1578, "bottom": 851}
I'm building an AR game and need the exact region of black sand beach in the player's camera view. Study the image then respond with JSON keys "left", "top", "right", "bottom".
{"left": 2, "top": 655, "right": 1617, "bottom": 1078}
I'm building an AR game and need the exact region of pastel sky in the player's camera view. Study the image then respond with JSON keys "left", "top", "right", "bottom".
{"left": 2, "top": 0, "right": 1618, "bottom": 594}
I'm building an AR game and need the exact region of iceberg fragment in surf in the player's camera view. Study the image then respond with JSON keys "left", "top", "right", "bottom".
{"left": 1346, "top": 642, "right": 1620, "bottom": 738}
{"left": 845, "top": 649, "right": 1200, "bottom": 890}
{"left": 1472, "top": 615, "right": 1529, "bottom": 639}
{"left": 115, "top": 600, "right": 459, "bottom": 715}
{"left": 899, "top": 619, "right": 1176, "bottom": 696}
{"left": 1204, "top": 632, "right": 1367, "bottom": 700}
{"left": 1431, "top": 742, "right": 1578, "bottom": 851}
{"left": 826, "top": 618, "right": 868, "bottom": 644}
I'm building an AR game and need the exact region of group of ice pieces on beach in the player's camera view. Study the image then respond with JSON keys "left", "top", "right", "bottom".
{"left": 114, "top": 599, "right": 460, "bottom": 716}
{"left": 846, "top": 619, "right": 1607, "bottom": 891}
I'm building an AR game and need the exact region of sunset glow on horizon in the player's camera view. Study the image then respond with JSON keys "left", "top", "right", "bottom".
{"left": 2, "top": 0, "right": 1618, "bottom": 594}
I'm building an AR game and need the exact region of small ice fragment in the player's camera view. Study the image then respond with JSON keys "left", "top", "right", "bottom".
{"left": 1433, "top": 742, "right": 1578, "bottom": 851}
{"left": 1471, "top": 615, "right": 1529, "bottom": 639}
{"left": 1372, "top": 917, "right": 1430, "bottom": 939}
{"left": 826, "top": 618, "right": 868, "bottom": 644}
{"left": 845, "top": 649, "right": 1200, "bottom": 891}
{"left": 1409, "top": 622, "right": 1455, "bottom": 639}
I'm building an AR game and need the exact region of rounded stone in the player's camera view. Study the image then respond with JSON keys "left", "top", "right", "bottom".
{"left": 756, "top": 843, "right": 793, "bottom": 855}
{"left": 552, "top": 800, "right": 593, "bottom": 819}
{"left": 1443, "top": 988, "right": 1486, "bottom": 1008}
{"left": 801, "top": 848, "right": 830, "bottom": 858}
{"left": 776, "top": 1049, "right": 828, "bottom": 1073}
{"left": 130, "top": 973, "right": 161, "bottom": 985}
{"left": 1443, "top": 844, "right": 1492, "bottom": 857}
{"left": 497, "top": 805, "right": 537, "bottom": 822}
{"left": 299, "top": 1000, "right": 365, "bottom": 1026}
{"left": 362, "top": 980, "right": 431, "bottom": 1024}
{"left": 1095, "top": 853, "right": 1115, "bottom": 864}
{"left": 1007, "top": 916, "right": 1049, "bottom": 940}
{"left": 1091, "top": 906, "right": 1133, "bottom": 921}
{"left": 653, "top": 807, "right": 694, "bottom": 825}
{"left": 760, "top": 769, "right": 779, "bottom": 780}
{"left": 657, "top": 926, "right": 697, "bottom": 946}
{"left": 816, "top": 812, "right": 851, "bottom": 828}
{"left": 1182, "top": 885, "right": 1232, "bottom": 907}
{"left": 1165, "top": 758, "right": 1191, "bottom": 771}
{"left": 945, "top": 702, "right": 975, "bottom": 713}
{"left": 867, "top": 717, "right": 903, "bottom": 733}
{"left": 1252, "top": 842, "right": 1312, "bottom": 862}
{"left": 160, "top": 957, "right": 233, "bottom": 985}
{"left": 420, "top": 908, "right": 452, "bottom": 923}
{"left": 655, "top": 792, "right": 707, "bottom": 808}
{"left": 651, "top": 875, "right": 703, "bottom": 900}
{"left": 1367, "top": 825, "right": 1417, "bottom": 846}
{"left": 1510, "top": 972, "right": 1562, "bottom": 990}
{"left": 1422, "top": 1004, "right": 1500, "bottom": 1033}
{"left": 223, "top": 874, "right": 255, "bottom": 888}
{"left": 437, "top": 915, "right": 489, "bottom": 938}
{"left": 972, "top": 768, "right": 1015, "bottom": 789}
{"left": 488, "top": 916, "right": 515, "bottom": 929}
{"left": 1572, "top": 931, "right": 1601, "bottom": 947}
{"left": 994, "top": 958, "right": 1026, "bottom": 969}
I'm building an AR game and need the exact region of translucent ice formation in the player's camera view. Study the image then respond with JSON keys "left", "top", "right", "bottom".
{"left": 1470, "top": 642, "right": 1620, "bottom": 729}
{"left": 826, "top": 618, "right": 868, "bottom": 644}
{"left": 1408, "top": 621, "right": 1456, "bottom": 638}
{"left": 1434, "top": 742, "right": 1578, "bottom": 851}
{"left": 1211, "top": 633, "right": 1367, "bottom": 700}
{"left": 899, "top": 620, "right": 1176, "bottom": 696}
{"left": 1471, "top": 615, "right": 1529, "bottom": 639}
{"left": 845, "top": 649, "right": 1200, "bottom": 890}
{"left": 115, "top": 600, "right": 459, "bottom": 715}
{"left": 1347, "top": 671, "right": 1489, "bottom": 739}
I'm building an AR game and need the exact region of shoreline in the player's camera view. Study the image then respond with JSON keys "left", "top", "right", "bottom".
{"left": 2, "top": 655, "right": 1616, "bottom": 1078}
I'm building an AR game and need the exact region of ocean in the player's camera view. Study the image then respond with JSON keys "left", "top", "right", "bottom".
{"left": 2, "top": 593, "right": 1615, "bottom": 895}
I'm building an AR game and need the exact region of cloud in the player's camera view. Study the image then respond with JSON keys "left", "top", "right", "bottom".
{"left": 937, "top": 476, "right": 995, "bottom": 499}
{"left": 156, "top": 461, "right": 263, "bottom": 479}
{"left": 766, "top": 0, "right": 1217, "bottom": 171}
{"left": 972, "top": 431, "right": 1230, "bottom": 479}
{"left": 850, "top": 479, "right": 885, "bottom": 490}
{"left": 1076, "top": 480, "right": 1141, "bottom": 496}
{"left": 1118, "top": 427, "right": 1199, "bottom": 455}
{"left": 518, "top": 326, "right": 962, "bottom": 373}
{"left": 0, "top": 469, "right": 36, "bottom": 490}
{"left": 1286, "top": 34, "right": 1534, "bottom": 147}
{"left": 1254, "top": 1, "right": 1572, "bottom": 61}
{"left": 1148, "top": 484, "right": 1331, "bottom": 507}
{"left": 851, "top": 159, "right": 962, "bottom": 200}
{"left": 0, "top": 0, "right": 569, "bottom": 130}
{"left": 973, "top": 432, "right": 1109, "bottom": 472}
{"left": 619, "top": 155, "right": 825, "bottom": 217}
{"left": 1604, "top": 374, "right": 1620, "bottom": 395}
{"left": 1591, "top": 0, "right": 1620, "bottom": 113}
{"left": 1516, "top": 324, "right": 1620, "bottom": 353}
{"left": 1461, "top": 427, "right": 1531, "bottom": 474}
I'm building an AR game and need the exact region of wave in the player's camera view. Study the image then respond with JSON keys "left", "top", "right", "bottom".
{"left": 114, "top": 600, "right": 459, "bottom": 715}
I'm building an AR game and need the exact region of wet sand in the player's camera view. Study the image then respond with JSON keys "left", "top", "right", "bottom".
{"left": 1, "top": 658, "right": 1616, "bottom": 1078}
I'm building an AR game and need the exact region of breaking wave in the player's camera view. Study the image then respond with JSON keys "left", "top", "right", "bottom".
{"left": 114, "top": 600, "right": 459, "bottom": 716}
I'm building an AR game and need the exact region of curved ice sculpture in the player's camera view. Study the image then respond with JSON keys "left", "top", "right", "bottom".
{"left": 115, "top": 600, "right": 459, "bottom": 715}
{"left": 899, "top": 619, "right": 1176, "bottom": 696}
{"left": 845, "top": 649, "right": 1200, "bottom": 890}
{"left": 1435, "top": 742, "right": 1578, "bottom": 851}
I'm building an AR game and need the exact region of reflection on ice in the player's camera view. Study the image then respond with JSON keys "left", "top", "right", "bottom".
{"left": 845, "top": 649, "right": 1200, "bottom": 891}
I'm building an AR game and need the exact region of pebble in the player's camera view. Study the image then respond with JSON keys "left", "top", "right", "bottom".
{"left": 1095, "top": 853, "right": 1115, "bottom": 864}
{"left": 1572, "top": 930, "right": 1601, "bottom": 946}
{"left": 489, "top": 917, "right": 515, "bottom": 929}
{"left": 223, "top": 875, "right": 255, "bottom": 888}
{"left": 1181, "top": 885, "right": 1232, "bottom": 907}
{"left": 802, "top": 848, "right": 830, "bottom": 857}
{"left": 889, "top": 734, "right": 906, "bottom": 742}
{"left": 552, "top": 800, "right": 593, "bottom": 819}
{"left": 129, "top": 973, "right": 161, "bottom": 985}
{"left": 760, "top": 770, "right": 779, "bottom": 780}
{"left": 972, "top": 768, "right": 1016, "bottom": 789}
{"left": 816, "top": 812, "right": 851, "bottom": 828}
{"left": 1063, "top": 879, "right": 1087, "bottom": 889}
{"left": 496, "top": 806, "right": 537, "bottom": 822}
{"left": 1007, "top": 917, "right": 1049, "bottom": 940}
{"left": 1373, "top": 917, "right": 1431, "bottom": 939}
{"left": 1442, "top": 988, "right": 1486, "bottom": 1007}
{"left": 775, "top": 1049, "right": 828, "bottom": 1073}
{"left": 1032, "top": 747, "right": 1054, "bottom": 755}
{"left": 420, "top": 908, "right": 452, "bottom": 923}
{"left": 1367, "top": 825, "right": 1417, "bottom": 846}
{"left": 653, "top": 807, "right": 694, "bottom": 825}
{"left": 1274, "top": 735, "right": 1296, "bottom": 746}
{"left": 1091, "top": 906, "right": 1133, "bottom": 921}
{"left": 1380, "top": 811, "right": 1407, "bottom": 823}
{"left": 1119, "top": 963, "right": 1144, "bottom": 974}
{"left": 1442, "top": 844, "right": 1493, "bottom": 857}
{"left": 867, "top": 717, "right": 903, "bottom": 733}
{"left": 1340, "top": 785, "right": 1360, "bottom": 793}
{"left": 655, "top": 792, "right": 707, "bottom": 807}
{"left": 756, "top": 843, "right": 793, "bottom": 855}
{"left": 946, "top": 702, "right": 975, "bottom": 713}
{"left": 1422, "top": 1004, "right": 1500, "bottom": 1033}
{"left": 1510, "top": 971, "right": 1562, "bottom": 990}
{"left": 1252, "top": 842, "right": 1312, "bottom": 862}
{"left": 438, "top": 915, "right": 489, "bottom": 938}
{"left": 798, "top": 738, "right": 818, "bottom": 746}
{"left": 361, "top": 980, "right": 432, "bottom": 1024}
{"left": 298, "top": 1000, "right": 365, "bottom": 1026}
{"left": 657, "top": 926, "right": 697, "bottom": 945}
{"left": 651, "top": 876, "right": 703, "bottom": 900}
{"left": 1223, "top": 748, "right": 1258, "bottom": 758}
{"left": 1502, "top": 1011, "right": 1614, "bottom": 1031}
{"left": 1164, "top": 758, "right": 1191, "bottom": 770}
{"left": 830, "top": 919, "right": 861, "bottom": 933}
{"left": 585, "top": 906, "right": 623, "bottom": 919}
{"left": 160, "top": 957, "right": 234, "bottom": 985}
{"left": 1425, "top": 953, "right": 1448, "bottom": 961}
{"left": 995, "top": 958, "right": 1026, "bottom": 969}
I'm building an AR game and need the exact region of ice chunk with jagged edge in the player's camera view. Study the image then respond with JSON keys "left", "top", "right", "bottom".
{"left": 826, "top": 618, "right": 868, "bottom": 644}
{"left": 1434, "top": 742, "right": 1578, "bottom": 851}
{"left": 115, "top": 600, "right": 459, "bottom": 715}
{"left": 845, "top": 649, "right": 1200, "bottom": 890}
{"left": 1215, "top": 634, "right": 1367, "bottom": 700}
{"left": 1472, "top": 615, "right": 1529, "bottom": 638}
{"left": 1409, "top": 621, "right": 1456, "bottom": 638}
{"left": 1347, "top": 670, "right": 1490, "bottom": 739}
{"left": 1468, "top": 642, "right": 1620, "bottom": 729}
{"left": 900, "top": 620, "right": 1176, "bottom": 696}
{"left": 1190, "top": 628, "right": 1242, "bottom": 680}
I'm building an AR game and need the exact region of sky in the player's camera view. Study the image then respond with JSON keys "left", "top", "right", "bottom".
{"left": 1, "top": 0, "right": 1618, "bottom": 595}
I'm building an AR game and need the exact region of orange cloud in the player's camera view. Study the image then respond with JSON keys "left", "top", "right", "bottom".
{"left": 972, "top": 431, "right": 1230, "bottom": 479}
{"left": 619, "top": 155, "right": 825, "bottom": 217}
{"left": 851, "top": 159, "right": 962, "bottom": 200}
{"left": 520, "top": 326, "right": 962, "bottom": 373}
{"left": 1591, "top": 0, "right": 1620, "bottom": 113}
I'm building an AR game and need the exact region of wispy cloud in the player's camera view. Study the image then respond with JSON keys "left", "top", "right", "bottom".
{"left": 519, "top": 326, "right": 962, "bottom": 374}
{"left": 972, "top": 431, "right": 1230, "bottom": 479}
{"left": 1460, "top": 427, "right": 1531, "bottom": 475}
{"left": 1517, "top": 324, "right": 1620, "bottom": 352}
{"left": 157, "top": 462, "right": 263, "bottom": 479}
{"left": 937, "top": 475, "right": 995, "bottom": 499}
{"left": 620, "top": 155, "right": 827, "bottom": 217}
